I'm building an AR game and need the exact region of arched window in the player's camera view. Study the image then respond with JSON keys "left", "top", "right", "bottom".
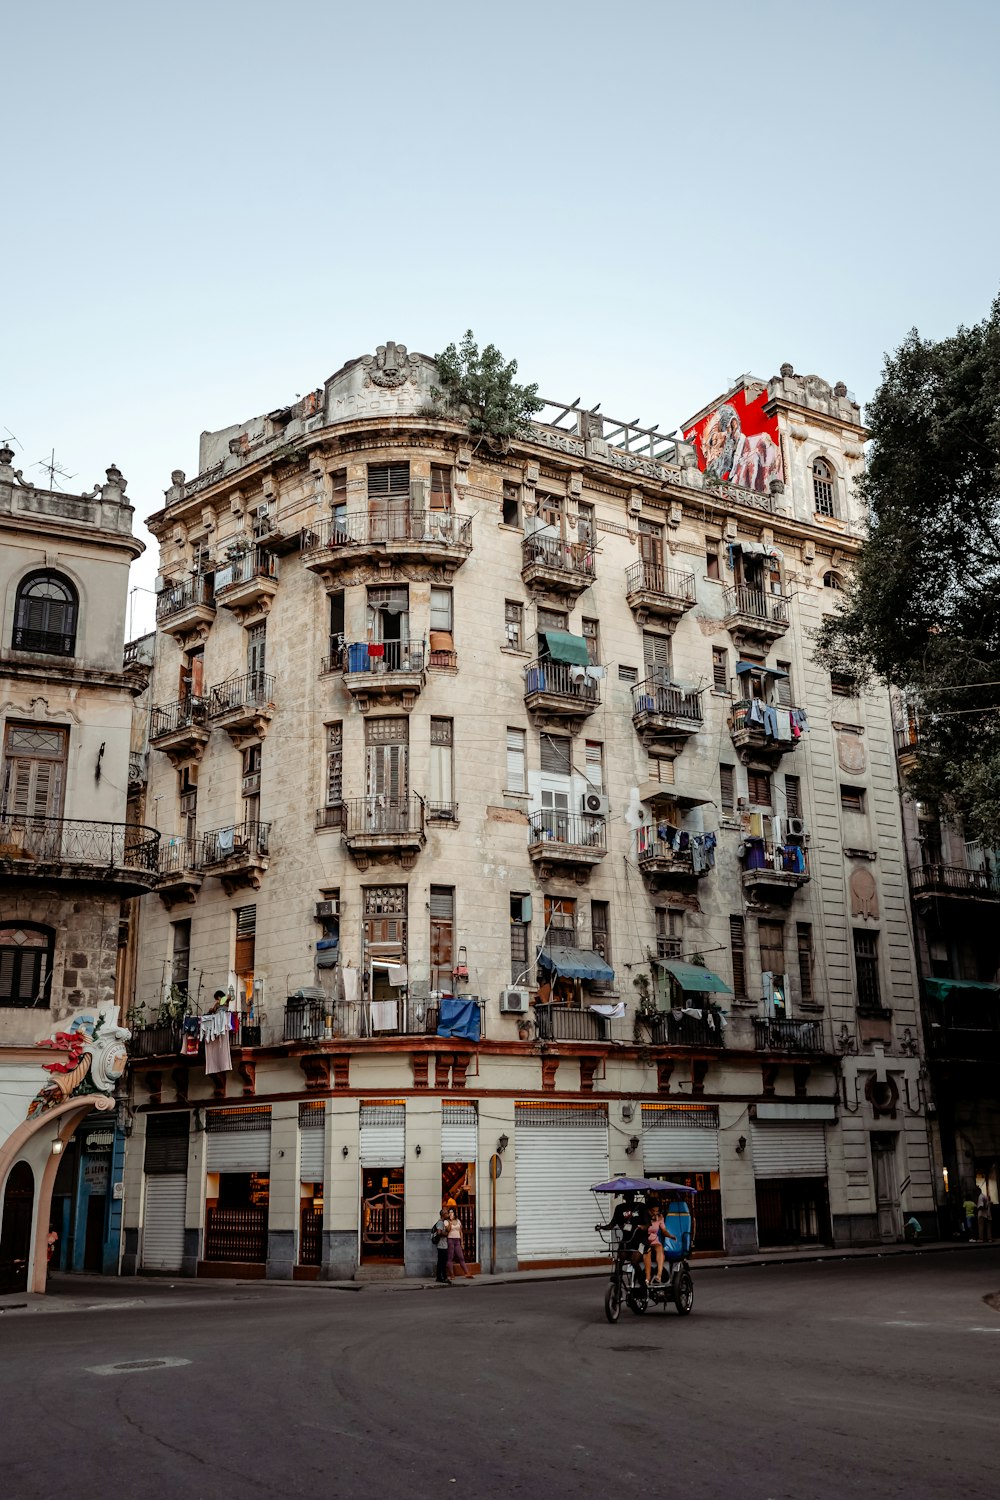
{"left": 812, "top": 458, "right": 836, "bottom": 518}
{"left": 823, "top": 571, "right": 843, "bottom": 590}
{"left": 0, "top": 923, "right": 54, "bottom": 1008}
{"left": 12, "top": 571, "right": 78, "bottom": 656}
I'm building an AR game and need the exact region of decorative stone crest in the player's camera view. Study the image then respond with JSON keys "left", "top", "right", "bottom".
{"left": 27, "top": 1014, "right": 130, "bottom": 1119}
{"left": 362, "top": 341, "right": 416, "bottom": 389}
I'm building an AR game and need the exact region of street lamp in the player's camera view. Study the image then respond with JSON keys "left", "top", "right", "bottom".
{"left": 497, "top": 1133, "right": 509, "bottom": 1155}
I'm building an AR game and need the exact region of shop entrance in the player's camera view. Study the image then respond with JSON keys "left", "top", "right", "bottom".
{"left": 204, "top": 1172, "right": 269, "bottom": 1264}
{"left": 0, "top": 1161, "right": 34, "bottom": 1294}
{"left": 755, "top": 1178, "right": 831, "bottom": 1247}
{"left": 361, "top": 1169, "right": 404, "bottom": 1261}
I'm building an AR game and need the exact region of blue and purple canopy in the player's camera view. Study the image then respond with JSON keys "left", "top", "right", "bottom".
{"left": 592, "top": 1176, "right": 696, "bottom": 1194}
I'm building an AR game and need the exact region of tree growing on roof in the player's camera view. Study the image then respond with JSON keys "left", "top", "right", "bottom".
{"left": 431, "top": 330, "right": 542, "bottom": 451}
{"left": 815, "top": 294, "right": 1000, "bottom": 846}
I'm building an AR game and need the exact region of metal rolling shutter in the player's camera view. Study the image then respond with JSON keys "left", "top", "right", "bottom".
{"left": 515, "top": 1103, "right": 609, "bottom": 1260}
{"left": 641, "top": 1105, "right": 720, "bottom": 1173}
{"left": 142, "top": 1175, "right": 186, "bottom": 1272}
{"left": 359, "top": 1102, "right": 405, "bottom": 1167}
{"left": 751, "top": 1123, "right": 828, "bottom": 1179}
{"left": 205, "top": 1107, "right": 272, "bottom": 1171}
{"left": 442, "top": 1102, "right": 478, "bottom": 1162}
{"left": 299, "top": 1104, "right": 325, "bottom": 1182}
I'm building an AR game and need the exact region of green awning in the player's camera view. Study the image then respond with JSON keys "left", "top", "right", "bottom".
{"left": 540, "top": 630, "right": 590, "bottom": 666}
{"left": 654, "top": 960, "right": 732, "bottom": 995}
{"left": 538, "top": 947, "right": 615, "bottom": 982}
{"left": 923, "top": 977, "right": 1000, "bottom": 1002}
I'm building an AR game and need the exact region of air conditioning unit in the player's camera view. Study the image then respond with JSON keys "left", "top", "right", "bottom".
{"left": 315, "top": 899, "right": 340, "bottom": 920}
{"left": 500, "top": 987, "right": 530, "bottom": 1014}
{"left": 242, "top": 772, "right": 261, "bottom": 797}
{"left": 628, "top": 493, "right": 643, "bottom": 515}
{"left": 787, "top": 817, "right": 807, "bottom": 839}
{"left": 581, "top": 791, "right": 610, "bottom": 818}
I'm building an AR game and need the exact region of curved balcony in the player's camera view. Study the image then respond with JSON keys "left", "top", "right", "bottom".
{"left": 150, "top": 695, "right": 210, "bottom": 762}
{"left": 155, "top": 575, "right": 216, "bottom": 640}
{"left": 523, "top": 659, "right": 600, "bottom": 724}
{"left": 521, "top": 534, "right": 596, "bottom": 600}
{"left": 341, "top": 640, "right": 426, "bottom": 712}
{"left": 625, "top": 561, "right": 696, "bottom": 628}
{"left": 723, "top": 585, "right": 789, "bottom": 644}
{"left": 301, "top": 510, "right": 473, "bottom": 582}
{"left": 0, "top": 814, "right": 160, "bottom": 895}
{"left": 205, "top": 672, "right": 275, "bottom": 745}
{"left": 341, "top": 794, "right": 426, "bottom": 870}
{"left": 632, "top": 680, "right": 703, "bottom": 753}
{"left": 729, "top": 699, "right": 802, "bottom": 764}
{"left": 213, "top": 548, "right": 279, "bottom": 619}
{"left": 527, "top": 810, "right": 607, "bottom": 882}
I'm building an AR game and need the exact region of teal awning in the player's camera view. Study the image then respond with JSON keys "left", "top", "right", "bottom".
{"left": 924, "top": 977, "right": 1000, "bottom": 1002}
{"left": 736, "top": 661, "right": 788, "bottom": 678}
{"left": 540, "top": 630, "right": 590, "bottom": 666}
{"left": 538, "top": 947, "right": 615, "bottom": 982}
{"left": 654, "top": 960, "right": 732, "bottom": 995}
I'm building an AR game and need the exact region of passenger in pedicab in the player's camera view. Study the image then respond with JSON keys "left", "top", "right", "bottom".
{"left": 643, "top": 1200, "right": 676, "bottom": 1286}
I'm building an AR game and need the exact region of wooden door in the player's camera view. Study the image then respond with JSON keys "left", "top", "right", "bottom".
{"left": 2, "top": 723, "right": 67, "bottom": 821}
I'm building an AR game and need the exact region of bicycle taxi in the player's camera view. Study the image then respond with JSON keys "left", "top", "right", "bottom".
{"left": 593, "top": 1175, "right": 697, "bottom": 1323}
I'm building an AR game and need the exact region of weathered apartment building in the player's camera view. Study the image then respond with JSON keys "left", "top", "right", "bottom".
{"left": 0, "top": 449, "right": 155, "bottom": 1294}
{"left": 121, "top": 343, "right": 936, "bottom": 1281}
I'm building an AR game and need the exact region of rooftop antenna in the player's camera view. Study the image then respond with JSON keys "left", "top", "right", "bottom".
{"left": 2, "top": 427, "right": 23, "bottom": 451}
{"left": 34, "top": 448, "right": 76, "bottom": 491}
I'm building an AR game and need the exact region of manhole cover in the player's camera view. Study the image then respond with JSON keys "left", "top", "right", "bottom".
{"left": 117, "top": 1359, "right": 168, "bottom": 1370}
{"left": 87, "top": 1356, "right": 191, "bottom": 1375}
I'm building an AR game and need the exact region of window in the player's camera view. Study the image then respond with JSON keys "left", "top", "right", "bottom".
{"left": 784, "top": 774, "right": 802, "bottom": 819}
{"left": 13, "top": 570, "right": 78, "bottom": 656}
{"left": 642, "top": 632, "right": 671, "bottom": 681}
{"left": 502, "top": 481, "right": 521, "bottom": 527}
{"left": 364, "top": 885, "right": 407, "bottom": 955}
{"left": 2, "top": 722, "right": 67, "bottom": 820}
{"left": 504, "top": 600, "right": 523, "bottom": 650}
{"left": 706, "top": 539, "right": 721, "bottom": 581}
{"left": 720, "top": 764, "right": 735, "bottom": 813}
{"left": 823, "top": 571, "right": 843, "bottom": 590}
{"left": 577, "top": 502, "right": 595, "bottom": 548}
{"left": 170, "top": 919, "right": 192, "bottom": 997}
{"left": 841, "top": 785, "right": 866, "bottom": 813}
{"left": 584, "top": 741, "right": 603, "bottom": 790}
{"left": 331, "top": 468, "right": 348, "bottom": 515}
{"left": 544, "top": 895, "right": 576, "bottom": 945}
{"left": 505, "top": 728, "right": 526, "bottom": 793}
{"left": 180, "top": 645, "right": 203, "bottom": 699}
{"left": 853, "top": 929, "right": 882, "bottom": 1010}
{"left": 747, "top": 768, "right": 772, "bottom": 807}
{"left": 0, "top": 924, "right": 54, "bottom": 1008}
{"left": 429, "top": 886, "right": 455, "bottom": 984}
{"left": 368, "top": 462, "right": 410, "bottom": 499}
{"left": 539, "top": 492, "right": 563, "bottom": 533}
{"left": 430, "top": 587, "right": 453, "bottom": 635}
{"left": 539, "top": 734, "right": 571, "bottom": 776}
{"left": 179, "top": 765, "right": 198, "bottom": 838}
{"left": 329, "top": 591, "right": 345, "bottom": 651}
{"left": 712, "top": 647, "right": 729, "bottom": 692}
{"left": 365, "top": 716, "right": 408, "bottom": 802}
{"left": 656, "top": 908, "right": 683, "bottom": 961}
{"left": 233, "top": 905, "right": 256, "bottom": 1008}
{"left": 758, "top": 919, "right": 786, "bottom": 982}
{"left": 241, "top": 745, "right": 261, "bottom": 821}
{"left": 618, "top": 665, "right": 638, "bottom": 685}
{"left": 247, "top": 621, "right": 266, "bottom": 678}
{"left": 637, "top": 518, "right": 664, "bottom": 569}
{"left": 325, "top": 723, "right": 343, "bottom": 806}
{"left": 582, "top": 617, "right": 600, "bottom": 665}
{"left": 796, "top": 922, "right": 814, "bottom": 1005}
{"left": 430, "top": 464, "right": 452, "bottom": 511}
{"left": 831, "top": 670, "right": 858, "bottom": 697}
{"left": 510, "top": 893, "right": 531, "bottom": 984}
{"left": 812, "top": 458, "right": 836, "bottom": 517}
{"left": 537, "top": 605, "right": 568, "bottom": 635}
{"left": 591, "top": 900, "right": 611, "bottom": 984}
{"left": 367, "top": 585, "right": 409, "bottom": 646}
{"left": 430, "top": 718, "right": 454, "bottom": 815}
{"left": 729, "top": 916, "right": 747, "bottom": 998}
{"left": 648, "top": 755, "right": 675, "bottom": 786}
{"left": 774, "top": 661, "right": 793, "bottom": 707}
{"left": 190, "top": 537, "right": 211, "bottom": 574}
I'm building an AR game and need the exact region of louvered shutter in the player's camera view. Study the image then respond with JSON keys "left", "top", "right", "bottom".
{"left": 585, "top": 742, "right": 603, "bottom": 789}
{"left": 642, "top": 632, "right": 671, "bottom": 673}
{"left": 730, "top": 915, "right": 747, "bottom": 998}
{"left": 539, "top": 735, "right": 571, "bottom": 775}
{"left": 205, "top": 1107, "right": 271, "bottom": 1170}
{"left": 751, "top": 1124, "right": 828, "bottom": 1178}
{"left": 141, "top": 1176, "right": 187, "bottom": 1272}
{"left": 505, "top": 730, "right": 526, "bottom": 792}
{"left": 442, "top": 1103, "right": 478, "bottom": 1163}
{"left": 299, "top": 1105, "right": 325, "bottom": 1182}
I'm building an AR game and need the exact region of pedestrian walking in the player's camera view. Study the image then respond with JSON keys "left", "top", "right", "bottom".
{"left": 976, "top": 1188, "right": 994, "bottom": 1244}
{"left": 962, "top": 1194, "right": 976, "bottom": 1239}
{"left": 432, "top": 1203, "right": 451, "bottom": 1285}
{"left": 445, "top": 1201, "right": 473, "bottom": 1279}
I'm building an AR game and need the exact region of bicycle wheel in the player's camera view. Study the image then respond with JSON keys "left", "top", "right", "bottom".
{"left": 627, "top": 1284, "right": 648, "bottom": 1315}
{"left": 604, "top": 1280, "right": 622, "bottom": 1323}
{"left": 674, "top": 1269, "right": 694, "bottom": 1316}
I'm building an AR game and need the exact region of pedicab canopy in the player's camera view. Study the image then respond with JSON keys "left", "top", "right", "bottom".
{"left": 592, "top": 1177, "right": 697, "bottom": 1194}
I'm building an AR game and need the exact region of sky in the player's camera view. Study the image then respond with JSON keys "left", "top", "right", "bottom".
{"left": 3, "top": 0, "right": 998, "bottom": 636}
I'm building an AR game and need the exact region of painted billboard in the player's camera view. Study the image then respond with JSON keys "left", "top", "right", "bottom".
{"left": 684, "top": 385, "right": 783, "bottom": 494}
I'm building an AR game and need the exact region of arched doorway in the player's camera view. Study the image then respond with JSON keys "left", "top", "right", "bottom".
{"left": 0, "top": 1162, "right": 35, "bottom": 1294}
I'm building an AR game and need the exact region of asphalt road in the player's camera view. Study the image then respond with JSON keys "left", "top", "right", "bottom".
{"left": 3, "top": 1252, "right": 999, "bottom": 1500}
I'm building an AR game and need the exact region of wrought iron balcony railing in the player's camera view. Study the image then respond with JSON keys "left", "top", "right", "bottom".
{"left": 723, "top": 585, "right": 790, "bottom": 627}
{"left": 524, "top": 658, "right": 600, "bottom": 704}
{"left": 752, "top": 1017, "right": 826, "bottom": 1053}
{"left": 909, "top": 863, "right": 1000, "bottom": 897}
{"left": 534, "top": 1003, "right": 629, "bottom": 1043}
{"left": 301, "top": 510, "right": 473, "bottom": 553}
{"left": 283, "top": 996, "right": 484, "bottom": 1041}
{"left": 522, "top": 533, "right": 596, "bottom": 578}
{"left": 206, "top": 672, "right": 274, "bottom": 718}
{"left": 198, "top": 820, "right": 271, "bottom": 866}
{"left": 129, "top": 1020, "right": 184, "bottom": 1058}
{"left": 527, "top": 810, "right": 607, "bottom": 852}
{"left": 342, "top": 640, "right": 425, "bottom": 675}
{"left": 625, "top": 560, "right": 696, "bottom": 603}
{"left": 631, "top": 680, "right": 703, "bottom": 724}
{"left": 149, "top": 695, "right": 208, "bottom": 740}
{"left": 643, "top": 1011, "right": 725, "bottom": 1048}
{"left": 731, "top": 699, "right": 802, "bottom": 741}
{"left": 156, "top": 574, "right": 215, "bottom": 623}
{"left": 158, "top": 836, "right": 204, "bottom": 876}
{"left": 742, "top": 840, "right": 809, "bottom": 878}
{"left": 11, "top": 625, "right": 76, "bottom": 656}
{"left": 341, "top": 796, "right": 425, "bottom": 838}
{"left": 213, "top": 548, "right": 278, "bottom": 595}
{"left": 0, "top": 814, "right": 160, "bottom": 873}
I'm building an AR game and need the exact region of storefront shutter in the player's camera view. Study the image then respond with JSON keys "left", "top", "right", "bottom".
{"left": 514, "top": 1103, "right": 609, "bottom": 1260}
{"left": 205, "top": 1106, "right": 272, "bottom": 1171}
{"left": 442, "top": 1102, "right": 478, "bottom": 1163}
{"left": 751, "top": 1123, "right": 828, "bottom": 1178}
{"left": 359, "top": 1102, "right": 405, "bottom": 1167}
{"left": 141, "top": 1175, "right": 186, "bottom": 1272}
{"left": 640, "top": 1105, "right": 720, "bottom": 1172}
{"left": 144, "top": 1112, "right": 190, "bottom": 1174}
{"left": 299, "top": 1104, "right": 325, "bottom": 1182}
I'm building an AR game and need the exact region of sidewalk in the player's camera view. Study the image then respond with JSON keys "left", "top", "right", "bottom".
{"left": 3, "top": 1238, "right": 996, "bottom": 1317}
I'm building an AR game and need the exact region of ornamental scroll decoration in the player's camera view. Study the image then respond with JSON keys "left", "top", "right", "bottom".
{"left": 361, "top": 342, "right": 417, "bottom": 389}
{"left": 27, "top": 1014, "right": 130, "bottom": 1119}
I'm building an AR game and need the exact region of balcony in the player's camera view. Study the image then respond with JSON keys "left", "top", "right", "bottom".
{"left": 213, "top": 548, "right": 279, "bottom": 619}
{"left": 341, "top": 640, "right": 426, "bottom": 712}
{"left": 625, "top": 561, "right": 696, "bottom": 628}
{"left": 521, "top": 533, "right": 596, "bottom": 600}
{"left": 301, "top": 509, "right": 473, "bottom": 582}
{"left": 527, "top": 811, "right": 607, "bottom": 882}
{"left": 198, "top": 820, "right": 270, "bottom": 893}
{"left": 722, "top": 585, "right": 790, "bottom": 644}
{"left": 149, "top": 696, "right": 210, "bottom": 762}
{"left": 156, "top": 836, "right": 204, "bottom": 908}
{"left": 641, "top": 1011, "right": 725, "bottom": 1049}
{"left": 752, "top": 1017, "right": 828, "bottom": 1054}
{"left": 0, "top": 814, "right": 160, "bottom": 895}
{"left": 205, "top": 672, "right": 275, "bottom": 745}
{"left": 315, "top": 804, "right": 343, "bottom": 831}
{"left": 632, "top": 680, "right": 703, "bottom": 752}
{"left": 909, "top": 863, "right": 1000, "bottom": 903}
{"left": 636, "top": 829, "right": 712, "bottom": 890}
{"left": 534, "top": 1003, "right": 630, "bottom": 1043}
{"left": 341, "top": 795, "right": 426, "bottom": 870}
{"left": 729, "top": 699, "right": 802, "bottom": 764}
{"left": 129, "top": 1019, "right": 183, "bottom": 1058}
{"left": 740, "top": 840, "right": 810, "bottom": 898}
{"left": 523, "top": 659, "right": 600, "bottom": 724}
{"left": 283, "top": 995, "right": 484, "bottom": 1042}
{"left": 155, "top": 575, "right": 216, "bottom": 640}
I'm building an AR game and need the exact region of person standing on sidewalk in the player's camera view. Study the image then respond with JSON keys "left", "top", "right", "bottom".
{"left": 446, "top": 1202, "right": 473, "bottom": 1279}
{"left": 976, "top": 1188, "right": 994, "bottom": 1244}
{"left": 432, "top": 1204, "right": 451, "bottom": 1285}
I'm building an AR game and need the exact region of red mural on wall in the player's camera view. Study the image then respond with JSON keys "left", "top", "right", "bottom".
{"left": 684, "top": 385, "right": 783, "bottom": 495}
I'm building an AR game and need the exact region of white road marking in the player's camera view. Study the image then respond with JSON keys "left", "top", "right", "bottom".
{"left": 968, "top": 1326, "right": 1000, "bottom": 1333}
{"left": 86, "top": 1356, "right": 191, "bottom": 1375}
{"left": 883, "top": 1319, "right": 929, "bottom": 1327}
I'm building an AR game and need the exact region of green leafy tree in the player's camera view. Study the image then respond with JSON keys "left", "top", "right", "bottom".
{"left": 432, "top": 330, "right": 542, "bottom": 449}
{"left": 816, "top": 295, "right": 1000, "bottom": 845}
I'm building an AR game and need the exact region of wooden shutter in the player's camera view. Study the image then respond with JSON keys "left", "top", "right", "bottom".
{"left": 720, "top": 765, "right": 735, "bottom": 813}
{"left": 234, "top": 905, "right": 256, "bottom": 975}
{"left": 430, "top": 465, "right": 451, "bottom": 511}
{"left": 642, "top": 632, "right": 671, "bottom": 675}
{"left": 758, "top": 920, "right": 785, "bottom": 977}
{"left": 784, "top": 775, "right": 802, "bottom": 819}
{"left": 712, "top": 648, "right": 728, "bottom": 691}
{"left": 774, "top": 663, "right": 793, "bottom": 706}
{"left": 747, "top": 769, "right": 772, "bottom": 807}
{"left": 584, "top": 742, "right": 603, "bottom": 789}
{"left": 730, "top": 916, "right": 747, "bottom": 998}
{"left": 430, "top": 887, "right": 454, "bottom": 969}
{"left": 796, "top": 923, "right": 814, "bottom": 1003}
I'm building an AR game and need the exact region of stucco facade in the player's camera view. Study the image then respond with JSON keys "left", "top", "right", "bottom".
{"left": 123, "top": 346, "right": 936, "bottom": 1281}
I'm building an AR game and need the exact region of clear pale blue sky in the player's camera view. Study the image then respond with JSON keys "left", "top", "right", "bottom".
{"left": 4, "top": 1, "right": 998, "bottom": 634}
